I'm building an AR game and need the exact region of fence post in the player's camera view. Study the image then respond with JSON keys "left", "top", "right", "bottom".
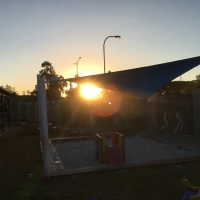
{"left": 89, "top": 102, "right": 95, "bottom": 128}
{"left": 37, "top": 74, "right": 50, "bottom": 178}
{"left": 71, "top": 97, "right": 76, "bottom": 126}
{"left": 10, "top": 99, "right": 14, "bottom": 121}
{"left": 147, "top": 92, "right": 157, "bottom": 133}
{"left": 56, "top": 100, "right": 62, "bottom": 127}
{"left": 193, "top": 88, "right": 200, "bottom": 137}
{"left": 26, "top": 102, "right": 31, "bottom": 122}
{"left": 10, "top": 99, "right": 13, "bottom": 112}
{"left": 114, "top": 109, "right": 122, "bottom": 129}
{"left": 17, "top": 101, "right": 22, "bottom": 121}
{"left": 35, "top": 102, "right": 39, "bottom": 123}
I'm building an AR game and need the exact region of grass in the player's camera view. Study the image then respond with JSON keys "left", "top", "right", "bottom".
{"left": 1, "top": 124, "right": 200, "bottom": 200}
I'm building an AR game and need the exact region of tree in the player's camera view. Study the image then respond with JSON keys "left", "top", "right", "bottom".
{"left": 180, "top": 81, "right": 198, "bottom": 94}
{"left": 31, "top": 61, "right": 68, "bottom": 100}
{"left": 0, "top": 84, "right": 18, "bottom": 96}
{"left": 196, "top": 74, "right": 200, "bottom": 80}
{"left": 157, "top": 81, "right": 189, "bottom": 95}
{"left": 27, "top": 90, "right": 30, "bottom": 95}
{"left": 30, "top": 85, "right": 38, "bottom": 96}
{"left": 65, "top": 86, "right": 81, "bottom": 98}
{"left": 179, "top": 74, "right": 200, "bottom": 94}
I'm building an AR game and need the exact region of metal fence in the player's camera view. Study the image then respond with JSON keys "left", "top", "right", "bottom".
{"left": 156, "top": 95, "right": 193, "bottom": 135}
{"left": 60, "top": 100, "right": 71, "bottom": 126}
{"left": 8, "top": 94, "right": 196, "bottom": 135}
{"left": 47, "top": 102, "right": 57, "bottom": 125}
{"left": 72, "top": 97, "right": 147, "bottom": 129}
{"left": 120, "top": 97, "right": 147, "bottom": 130}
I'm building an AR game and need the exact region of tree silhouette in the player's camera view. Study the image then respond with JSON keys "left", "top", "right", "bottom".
{"left": 180, "top": 81, "right": 197, "bottom": 94}
{"left": 31, "top": 61, "right": 68, "bottom": 100}
{"left": 0, "top": 84, "right": 18, "bottom": 96}
{"left": 157, "top": 81, "right": 189, "bottom": 95}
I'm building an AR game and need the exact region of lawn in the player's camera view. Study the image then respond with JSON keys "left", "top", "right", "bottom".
{"left": 1, "top": 124, "right": 200, "bottom": 200}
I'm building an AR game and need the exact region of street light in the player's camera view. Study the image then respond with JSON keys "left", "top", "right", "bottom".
{"left": 103, "top": 35, "right": 121, "bottom": 73}
{"left": 73, "top": 57, "right": 81, "bottom": 77}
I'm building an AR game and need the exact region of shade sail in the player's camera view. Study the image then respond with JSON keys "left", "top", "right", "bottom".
{"left": 65, "top": 56, "right": 200, "bottom": 98}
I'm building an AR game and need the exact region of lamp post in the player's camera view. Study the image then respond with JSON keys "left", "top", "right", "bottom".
{"left": 103, "top": 35, "right": 121, "bottom": 73}
{"left": 73, "top": 57, "right": 81, "bottom": 77}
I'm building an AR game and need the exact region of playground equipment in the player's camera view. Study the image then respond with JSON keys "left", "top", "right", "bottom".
{"left": 182, "top": 179, "right": 200, "bottom": 200}
{"left": 37, "top": 57, "right": 200, "bottom": 178}
{"left": 95, "top": 132, "right": 125, "bottom": 164}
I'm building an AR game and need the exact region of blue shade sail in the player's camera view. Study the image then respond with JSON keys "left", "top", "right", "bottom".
{"left": 66, "top": 56, "right": 200, "bottom": 98}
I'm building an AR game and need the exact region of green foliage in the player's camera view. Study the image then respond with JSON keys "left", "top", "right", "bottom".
{"left": 157, "top": 81, "right": 190, "bottom": 95}
{"left": 157, "top": 79, "right": 200, "bottom": 95}
{"left": 196, "top": 74, "right": 200, "bottom": 80}
{"left": 180, "top": 80, "right": 199, "bottom": 94}
{"left": 158, "top": 75, "right": 200, "bottom": 95}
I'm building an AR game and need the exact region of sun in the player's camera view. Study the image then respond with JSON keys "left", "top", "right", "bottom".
{"left": 81, "top": 84, "right": 102, "bottom": 99}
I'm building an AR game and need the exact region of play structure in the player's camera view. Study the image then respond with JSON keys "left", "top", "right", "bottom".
{"left": 95, "top": 132, "right": 125, "bottom": 164}
{"left": 37, "top": 56, "right": 200, "bottom": 177}
{"left": 182, "top": 179, "right": 200, "bottom": 200}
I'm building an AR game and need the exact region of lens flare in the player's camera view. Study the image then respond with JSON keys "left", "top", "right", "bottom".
{"left": 91, "top": 85, "right": 121, "bottom": 117}
{"left": 81, "top": 84, "right": 102, "bottom": 99}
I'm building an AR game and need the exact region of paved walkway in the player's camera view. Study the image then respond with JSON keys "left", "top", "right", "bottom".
{"left": 140, "top": 131, "right": 200, "bottom": 153}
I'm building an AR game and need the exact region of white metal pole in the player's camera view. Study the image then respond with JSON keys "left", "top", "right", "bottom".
{"left": 37, "top": 74, "right": 51, "bottom": 178}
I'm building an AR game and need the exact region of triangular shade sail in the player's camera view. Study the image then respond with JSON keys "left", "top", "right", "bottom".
{"left": 65, "top": 56, "right": 200, "bottom": 98}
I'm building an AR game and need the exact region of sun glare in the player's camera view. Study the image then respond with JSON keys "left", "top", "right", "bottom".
{"left": 81, "top": 84, "right": 102, "bottom": 99}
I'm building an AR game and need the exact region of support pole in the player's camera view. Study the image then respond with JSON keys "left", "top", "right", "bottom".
{"left": 2, "top": 94, "right": 4, "bottom": 132}
{"left": 193, "top": 88, "right": 200, "bottom": 138}
{"left": 147, "top": 92, "right": 157, "bottom": 133}
{"left": 37, "top": 74, "right": 51, "bottom": 178}
{"left": 8, "top": 97, "right": 11, "bottom": 127}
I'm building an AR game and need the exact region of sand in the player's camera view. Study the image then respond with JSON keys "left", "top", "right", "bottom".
{"left": 54, "top": 135, "right": 200, "bottom": 170}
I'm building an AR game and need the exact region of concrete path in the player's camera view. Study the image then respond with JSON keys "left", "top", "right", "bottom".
{"left": 140, "top": 131, "right": 200, "bottom": 153}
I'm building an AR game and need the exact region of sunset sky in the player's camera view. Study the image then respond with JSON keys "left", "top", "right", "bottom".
{"left": 1, "top": 1, "right": 200, "bottom": 94}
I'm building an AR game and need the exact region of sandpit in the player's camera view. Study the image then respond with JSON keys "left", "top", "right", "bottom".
{"left": 54, "top": 135, "right": 200, "bottom": 170}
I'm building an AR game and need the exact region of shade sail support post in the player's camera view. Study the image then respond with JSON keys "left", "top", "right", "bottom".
{"left": 37, "top": 74, "right": 51, "bottom": 178}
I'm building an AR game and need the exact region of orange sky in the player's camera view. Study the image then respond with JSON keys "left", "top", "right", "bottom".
{"left": 1, "top": 1, "right": 200, "bottom": 94}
